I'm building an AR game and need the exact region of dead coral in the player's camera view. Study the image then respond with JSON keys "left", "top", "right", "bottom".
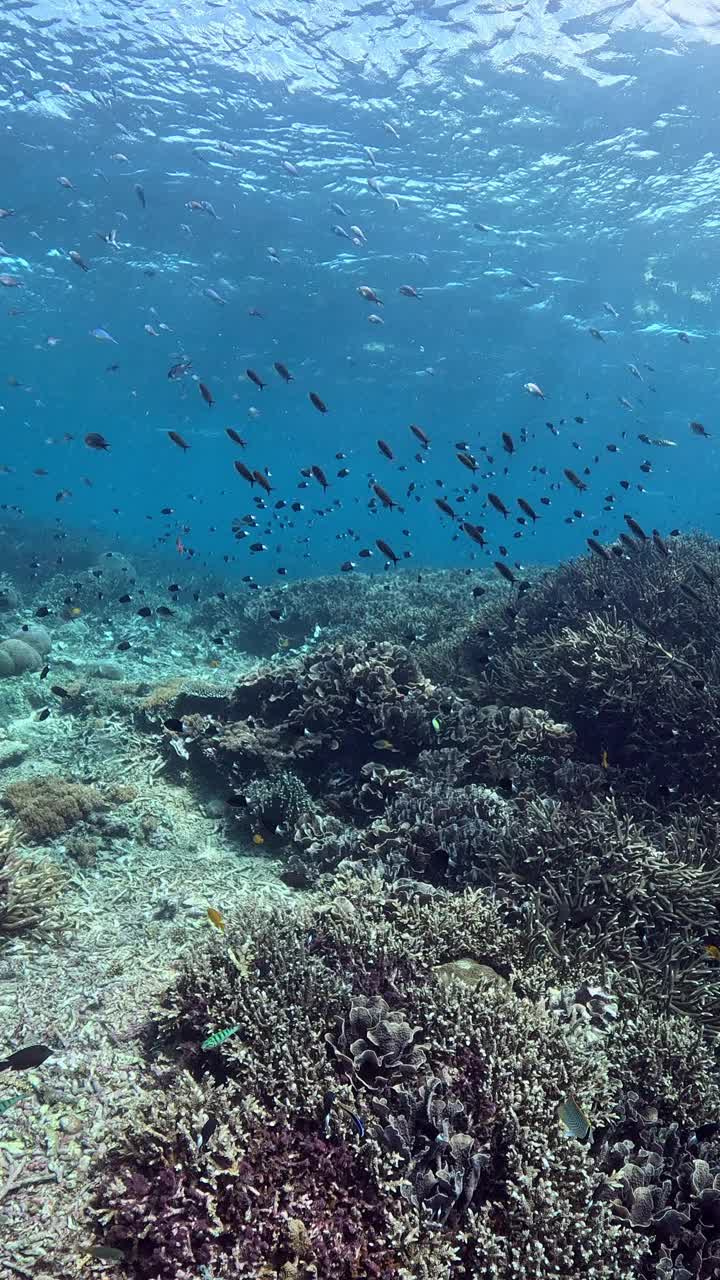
{"left": 0, "top": 822, "right": 64, "bottom": 938}
{"left": 3, "top": 775, "right": 105, "bottom": 842}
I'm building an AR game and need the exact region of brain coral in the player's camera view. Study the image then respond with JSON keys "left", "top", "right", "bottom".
{"left": 0, "top": 638, "right": 43, "bottom": 675}
{"left": 9, "top": 623, "right": 51, "bottom": 655}
{"left": 0, "top": 622, "right": 51, "bottom": 676}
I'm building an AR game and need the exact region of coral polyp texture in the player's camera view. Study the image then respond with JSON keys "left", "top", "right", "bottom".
{"left": 90, "top": 873, "right": 720, "bottom": 1279}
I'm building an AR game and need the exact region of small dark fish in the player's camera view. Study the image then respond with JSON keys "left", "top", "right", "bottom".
{"left": 137, "top": 606, "right": 153, "bottom": 618}
{"left": 457, "top": 452, "right": 478, "bottom": 473}
{"left": 377, "top": 439, "right": 394, "bottom": 460}
{"left": 563, "top": 468, "right": 587, "bottom": 492}
{"left": 376, "top": 539, "right": 398, "bottom": 565}
{"left": 488, "top": 493, "right": 509, "bottom": 518}
{"left": 234, "top": 461, "right": 255, "bottom": 484}
{"left": 51, "top": 685, "right": 70, "bottom": 699}
{"left": 311, "top": 465, "right": 329, "bottom": 491}
{"left": 309, "top": 391, "right": 328, "bottom": 414}
{"left": 116, "top": 640, "right": 131, "bottom": 652}
{"left": 0, "top": 1044, "right": 53, "bottom": 1072}
{"left": 157, "top": 606, "right": 174, "bottom": 617}
{"left": 652, "top": 530, "right": 670, "bottom": 558}
{"left": 35, "top": 606, "right": 51, "bottom": 618}
{"left": 472, "top": 585, "right": 486, "bottom": 598}
{"left": 273, "top": 362, "right": 293, "bottom": 383}
{"left": 134, "top": 183, "right": 146, "bottom": 209}
{"left": 462, "top": 522, "right": 485, "bottom": 546}
{"left": 587, "top": 537, "right": 610, "bottom": 562}
{"left": 199, "top": 383, "right": 215, "bottom": 407}
{"left": 36, "top": 707, "right": 51, "bottom": 721}
{"left": 168, "top": 431, "right": 190, "bottom": 451}
{"left": 226, "top": 428, "right": 246, "bottom": 447}
{"left": 690, "top": 420, "right": 710, "bottom": 437}
{"left": 494, "top": 561, "right": 516, "bottom": 584}
{"left": 118, "top": 594, "right": 132, "bottom": 604}
{"left": 198, "top": 1116, "right": 218, "bottom": 1148}
{"left": 410, "top": 423, "right": 430, "bottom": 448}
{"left": 435, "top": 498, "right": 455, "bottom": 519}
{"left": 246, "top": 369, "right": 266, "bottom": 391}
{"left": 39, "top": 664, "right": 49, "bottom": 679}
{"left": 624, "top": 514, "right": 648, "bottom": 542}
{"left": 372, "top": 484, "right": 398, "bottom": 510}
{"left": 501, "top": 432, "right": 515, "bottom": 455}
{"left": 517, "top": 498, "right": 538, "bottom": 523}
{"left": 168, "top": 361, "right": 192, "bottom": 380}
{"left": 253, "top": 470, "right": 272, "bottom": 494}
{"left": 85, "top": 432, "right": 110, "bottom": 451}
{"left": 340, "top": 561, "right": 355, "bottom": 572}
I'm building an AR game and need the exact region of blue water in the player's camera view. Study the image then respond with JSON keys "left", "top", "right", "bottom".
{"left": 1, "top": 0, "right": 719, "bottom": 584}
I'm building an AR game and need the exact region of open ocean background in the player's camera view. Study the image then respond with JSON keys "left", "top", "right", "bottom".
{"left": 1, "top": 0, "right": 719, "bottom": 583}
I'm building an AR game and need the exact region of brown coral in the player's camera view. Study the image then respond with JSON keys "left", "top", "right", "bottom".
{"left": 3, "top": 775, "right": 105, "bottom": 842}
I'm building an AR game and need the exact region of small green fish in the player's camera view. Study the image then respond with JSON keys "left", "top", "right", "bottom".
{"left": 558, "top": 1097, "right": 591, "bottom": 1141}
{"left": 431, "top": 717, "right": 441, "bottom": 734}
{"left": 0, "top": 1096, "right": 23, "bottom": 1116}
{"left": 85, "top": 1245, "right": 125, "bottom": 1262}
{"left": 201, "top": 1025, "right": 240, "bottom": 1052}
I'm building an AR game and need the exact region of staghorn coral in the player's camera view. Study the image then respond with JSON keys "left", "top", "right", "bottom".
{"left": 3, "top": 775, "right": 105, "bottom": 842}
{"left": 0, "top": 822, "right": 64, "bottom": 938}
{"left": 191, "top": 567, "right": 482, "bottom": 660}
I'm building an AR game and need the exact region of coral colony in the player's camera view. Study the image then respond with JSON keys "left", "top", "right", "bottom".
{"left": 2, "top": 538, "right": 720, "bottom": 1277}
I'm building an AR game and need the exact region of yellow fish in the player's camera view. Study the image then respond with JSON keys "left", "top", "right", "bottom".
{"left": 600, "top": 748, "right": 609, "bottom": 770}
{"left": 207, "top": 907, "right": 225, "bottom": 932}
{"left": 372, "top": 738, "right": 398, "bottom": 752}
{"left": 252, "top": 833, "right": 265, "bottom": 846}
{"left": 706, "top": 944, "right": 720, "bottom": 961}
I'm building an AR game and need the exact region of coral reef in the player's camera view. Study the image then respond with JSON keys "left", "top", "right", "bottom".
{"left": 90, "top": 872, "right": 720, "bottom": 1279}
{"left": 0, "top": 822, "right": 64, "bottom": 939}
{"left": 189, "top": 568, "right": 483, "bottom": 659}
{"left": 2, "top": 775, "right": 106, "bottom": 842}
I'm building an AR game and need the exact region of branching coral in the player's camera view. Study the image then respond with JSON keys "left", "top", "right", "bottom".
{"left": 0, "top": 822, "right": 64, "bottom": 938}
{"left": 92, "top": 872, "right": 720, "bottom": 1279}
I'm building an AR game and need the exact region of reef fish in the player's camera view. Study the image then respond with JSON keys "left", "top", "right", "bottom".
{"left": 0, "top": 1044, "right": 53, "bottom": 1072}
{"left": 201, "top": 1025, "right": 240, "bottom": 1052}
{"left": 207, "top": 907, "right": 225, "bottom": 932}
{"left": 558, "top": 1097, "right": 591, "bottom": 1141}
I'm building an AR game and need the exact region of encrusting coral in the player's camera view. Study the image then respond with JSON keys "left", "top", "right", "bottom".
{"left": 89, "top": 871, "right": 720, "bottom": 1280}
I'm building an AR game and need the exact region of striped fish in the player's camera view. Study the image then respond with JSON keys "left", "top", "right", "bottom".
{"left": 558, "top": 1097, "right": 591, "bottom": 1141}
{"left": 201, "top": 1025, "right": 240, "bottom": 1052}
